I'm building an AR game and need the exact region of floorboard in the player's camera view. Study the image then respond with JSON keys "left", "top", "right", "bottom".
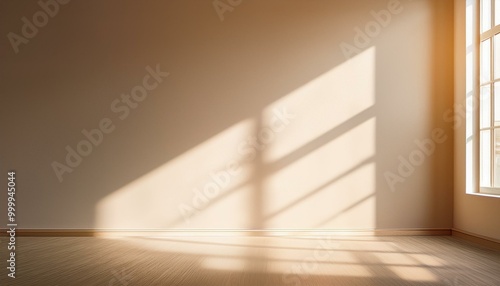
{"left": 1, "top": 235, "right": 499, "bottom": 285}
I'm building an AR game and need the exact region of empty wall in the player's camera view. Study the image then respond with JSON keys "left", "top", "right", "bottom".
{"left": 0, "top": 0, "right": 454, "bottom": 230}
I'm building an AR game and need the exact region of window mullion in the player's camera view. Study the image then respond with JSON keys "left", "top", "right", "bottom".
{"left": 476, "top": 0, "right": 481, "bottom": 192}
{"left": 481, "top": 27, "right": 500, "bottom": 40}
{"left": 489, "top": 34, "right": 495, "bottom": 187}
{"left": 491, "top": 35, "right": 495, "bottom": 186}
{"left": 493, "top": 0, "right": 496, "bottom": 28}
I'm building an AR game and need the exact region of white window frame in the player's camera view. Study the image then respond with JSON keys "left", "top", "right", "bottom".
{"left": 478, "top": 0, "right": 500, "bottom": 195}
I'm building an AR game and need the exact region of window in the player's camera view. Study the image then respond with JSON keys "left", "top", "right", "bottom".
{"left": 479, "top": 0, "right": 500, "bottom": 195}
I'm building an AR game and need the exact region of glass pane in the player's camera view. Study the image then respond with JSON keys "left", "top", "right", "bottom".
{"left": 481, "top": 39, "right": 491, "bottom": 84}
{"left": 481, "top": 130, "right": 492, "bottom": 187}
{"left": 495, "top": 34, "right": 500, "bottom": 79}
{"left": 496, "top": 0, "right": 500, "bottom": 26}
{"left": 481, "top": 85, "right": 491, "bottom": 128}
{"left": 494, "top": 129, "right": 500, "bottom": 187}
{"left": 495, "top": 83, "right": 500, "bottom": 125}
{"left": 482, "top": 0, "right": 492, "bottom": 32}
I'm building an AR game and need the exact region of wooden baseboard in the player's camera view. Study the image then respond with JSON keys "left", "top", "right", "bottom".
{"left": 4, "top": 228, "right": 498, "bottom": 251}
{"left": 0, "top": 228, "right": 451, "bottom": 237}
{"left": 452, "top": 228, "right": 500, "bottom": 251}
{"left": 1, "top": 229, "right": 95, "bottom": 237}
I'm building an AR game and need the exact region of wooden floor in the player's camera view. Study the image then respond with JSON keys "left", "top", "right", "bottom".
{"left": 1, "top": 235, "right": 499, "bottom": 285}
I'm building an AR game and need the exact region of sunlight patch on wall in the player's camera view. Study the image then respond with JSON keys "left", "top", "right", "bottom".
{"left": 95, "top": 47, "right": 377, "bottom": 230}
{"left": 96, "top": 118, "right": 255, "bottom": 229}
{"left": 262, "top": 47, "right": 376, "bottom": 164}
{"left": 263, "top": 118, "right": 376, "bottom": 229}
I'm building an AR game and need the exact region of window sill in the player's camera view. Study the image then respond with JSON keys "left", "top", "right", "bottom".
{"left": 467, "top": 192, "right": 500, "bottom": 198}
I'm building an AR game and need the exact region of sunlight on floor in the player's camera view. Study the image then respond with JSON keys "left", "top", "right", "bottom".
{"left": 388, "top": 266, "right": 440, "bottom": 282}
{"left": 103, "top": 235, "right": 452, "bottom": 283}
{"left": 12, "top": 235, "right": 500, "bottom": 285}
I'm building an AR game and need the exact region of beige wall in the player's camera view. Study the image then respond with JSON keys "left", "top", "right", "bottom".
{"left": 454, "top": 0, "right": 500, "bottom": 241}
{"left": 0, "top": 0, "right": 454, "bottom": 230}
